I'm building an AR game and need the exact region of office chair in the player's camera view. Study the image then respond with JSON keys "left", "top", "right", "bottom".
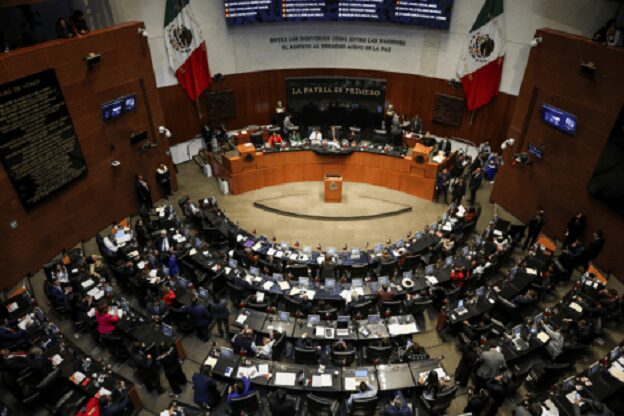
{"left": 350, "top": 300, "right": 373, "bottom": 319}
{"left": 100, "top": 333, "right": 130, "bottom": 363}
{"left": 294, "top": 347, "right": 319, "bottom": 365}
{"left": 318, "top": 308, "right": 338, "bottom": 321}
{"left": 381, "top": 300, "right": 402, "bottom": 317}
{"left": 331, "top": 350, "right": 356, "bottom": 367}
{"left": 42, "top": 261, "right": 58, "bottom": 281}
{"left": 177, "top": 195, "right": 190, "bottom": 215}
{"left": 305, "top": 393, "right": 339, "bottom": 416}
{"left": 379, "top": 259, "right": 398, "bottom": 276}
{"left": 405, "top": 299, "right": 432, "bottom": 316}
{"left": 22, "top": 367, "right": 72, "bottom": 408}
{"left": 400, "top": 255, "right": 420, "bottom": 271}
{"left": 349, "top": 395, "right": 379, "bottom": 416}
{"left": 350, "top": 264, "right": 369, "bottom": 278}
{"left": 282, "top": 296, "right": 302, "bottom": 316}
{"left": 420, "top": 385, "right": 457, "bottom": 415}
{"left": 271, "top": 332, "right": 287, "bottom": 361}
{"left": 364, "top": 345, "right": 392, "bottom": 365}
{"left": 229, "top": 391, "right": 261, "bottom": 415}
{"left": 226, "top": 281, "right": 246, "bottom": 307}
{"left": 287, "top": 264, "right": 309, "bottom": 278}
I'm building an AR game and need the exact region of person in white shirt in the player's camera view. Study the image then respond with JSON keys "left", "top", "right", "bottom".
{"left": 309, "top": 129, "right": 322, "bottom": 144}
{"left": 103, "top": 232, "right": 119, "bottom": 253}
{"left": 541, "top": 322, "right": 565, "bottom": 359}
{"left": 348, "top": 381, "right": 378, "bottom": 409}
{"left": 184, "top": 198, "right": 201, "bottom": 218}
{"left": 283, "top": 113, "right": 297, "bottom": 134}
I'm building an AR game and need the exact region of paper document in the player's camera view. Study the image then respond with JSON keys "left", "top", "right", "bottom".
{"left": 312, "top": 374, "right": 333, "bottom": 387}
{"left": 204, "top": 356, "right": 217, "bottom": 368}
{"left": 258, "top": 364, "right": 270, "bottom": 376}
{"left": 315, "top": 326, "right": 325, "bottom": 337}
{"left": 235, "top": 314, "right": 248, "bottom": 325}
{"left": 274, "top": 372, "right": 296, "bottom": 386}
{"left": 537, "top": 331, "right": 551, "bottom": 344}
{"left": 344, "top": 377, "right": 357, "bottom": 390}
{"left": 262, "top": 281, "right": 274, "bottom": 291}
{"left": 526, "top": 268, "right": 538, "bottom": 276}
{"left": 569, "top": 302, "right": 583, "bottom": 313}
{"left": 278, "top": 281, "right": 290, "bottom": 291}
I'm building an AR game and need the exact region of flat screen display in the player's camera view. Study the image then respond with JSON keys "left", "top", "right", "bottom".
{"left": 224, "top": 0, "right": 454, "bottom": 28}
{"left": 102, "top": 94, "right": 136, "bottom": 121}
{"left": 542, "top": 103, "right": 577, "bottom": 136}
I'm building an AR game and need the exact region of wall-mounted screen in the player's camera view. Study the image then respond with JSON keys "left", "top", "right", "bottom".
{"left": 102, "top": 94, "right": 136, "bottom": 121}
{"left": 224, "top": 0, "right": 454, "bottom": 29}
{"left": 542, "top": 103, "right": 577, "bottom": 136}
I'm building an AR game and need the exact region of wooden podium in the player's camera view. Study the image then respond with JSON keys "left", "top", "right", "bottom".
{"left": 324, "top": 175, "right": 343, "bottom": 203}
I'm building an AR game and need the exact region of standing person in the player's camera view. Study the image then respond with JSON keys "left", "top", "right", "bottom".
{"left": 179, "top": 297, "right": 212, "bottom": 342}
{"left": 210, "top": 297, "right": 230, "bottom": 338}
{"left": 523, "top": 207, "right": 546, "bottom": 250}
{"left": 563, "top": 212, "right": 586, "bottom": 248}
{"left": 134, "top": 175, "right": 153, "bottom": 209}
{"left": 455, "top": 342, "right": 479, "bottom": 387}
{"left": 131, "top": 342, "right": 165, "bottom": 394}
{"left": 451, "top": 176, "right": 466, "bottom": 206}
{"left": 474, "top": 346, "right": 505, "bottom": 390}
{"left": 156, "top": 342, "right": 187, "bottom": 397}
{"left": 468, "top": 167, "right": 484, "bottom": 205}
{"left": 192, "top": 365, "right": 220, "bottom": 409}
{"left": 156, "top": 163, "right": 172, "bottom": 199}
{"left": 580, "top": 229, "right": 605, "bottom": 268}
{"left": 435, "top": 168, "right": 450, "bottom": 204}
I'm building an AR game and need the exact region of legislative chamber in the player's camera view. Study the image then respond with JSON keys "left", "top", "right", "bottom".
{"left": 0, "top": 1, "right": 623, "bottom": 416}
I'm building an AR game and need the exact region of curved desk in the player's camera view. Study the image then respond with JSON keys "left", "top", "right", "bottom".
{"left": 213, "top": 148, "right": 454, "bottom": 199}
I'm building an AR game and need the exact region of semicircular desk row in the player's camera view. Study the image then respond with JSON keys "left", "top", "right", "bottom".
{"left": 208, "top": 145, "right": 455, "bottom": 198}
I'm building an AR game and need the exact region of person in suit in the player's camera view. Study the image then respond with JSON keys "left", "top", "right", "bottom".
{"left": 268, "top": 389, "right": 296, "bottom": 415}
{"left": 468, "top": 167, "right": 484, "bottom": 205}
{"left": 455, "top": 342, "right": 479, "bottom": 387}
{"left": 156, "top": 342, "right": 187, "bottom": 396}
{"left": 134, "top": 175, "right": 153, "bottom": 209}
{"left": 383, "top": 391, "right": 412, "bottom": 416}
{"left": 179, "top": 298, "right": 212, "bottom": 342}
{"left": 156, "top": 163, "right": 172, "bottom": 198}
{"left": 49, "top": 280, "right": 68, "bottom": 309}
{"left": 463, "top": 388, "right": 493, "bottom": 416}
{"left": 563, "top": 212, "right": 587, "bottom": 248}
{"left": 184, "top": 198, "right": 201, "bottom": 218}
{"left": 435, "top": 168, "right": 450, "bottom": 203}
{"left": 283, "top": 113, "right": 297, "bottom": 135}
{"left": 523, "top": 208, "right": 546, "bottom": 249}
{"left": 298, "top": 294, "right": 314, "bottom": 316}
{"left": 440, "top": 138, "right": 452, "bottom": 156}
{"left": 376, "top": 285, "right": 396, "bottom": 307}
{"left": 580, "top": 230, "right": 605, "bottom": 268}
{"left": 134, "top": 218, "right": 150, "bottom": 248}
{"left": 131, "top": 342, "right": 165, "bottom": 394}
{"left": 210, "top": 297, "right": 230, "bottom": 338}
{"left": 192, "top": 365, "right": 220, "bottom": 409}
{"left": 485, "top": 374, "right": 510, "bottom": 414}
{"left": 147, "top": 298, "right": 169, "bottom": 323}
{"left": 451, "top": 177, "right": 466, "bottom": 206}
{"left": 99, "top": 388, "right": 130, "bottom": 416}
{"left": 155, "top": 230, "right": 174, "bottom": 261}
{"left": 474, "top": 346, "right": 506, "bottom": 389}
{"left": 232, "top": 328, "right": 259, "bottom": 356}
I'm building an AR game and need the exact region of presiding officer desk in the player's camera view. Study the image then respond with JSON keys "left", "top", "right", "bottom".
{"left": 210, "top": 143, "right": 455, "bottom": 199}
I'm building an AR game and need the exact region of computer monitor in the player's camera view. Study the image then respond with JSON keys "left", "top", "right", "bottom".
{"left": 374, "top": 243, "right": 384, "bottom": 254}
{"left": 303, "top": 246, "right": 312, "bottom": 255}
{"left": 228, "top": 258, "right": 238, "bottom": 268}
{"left": 610, "top": 347, "right": 620, "bottom": 361}
{"left": 337, "top": 315, "right": 349, "bottom": 329}
{"left": 278, "top": 311, "right": 290, "bottom": 321}
{"left": 161, "top": 323, "right": 173, "bottom": 337}
{"left": 475, "top": 236, "right": 483, "bottom": 246}
{"left": 396, "top": 239, "right": 405, "bottom": 247}
{"left": 445, "top": 256, "right": 454, "bottom": 267}
{"left": 512, "top": 325, "right": 522, "bottom": 338}
{"left": 354, "top": 369, "right": 368, "bottom": 378}
{"left": 117, "top": 297, "right": 129, "bottom": 310}
{"left": 308, "top": 315, "right": 321, "bottom": 325}
{"left": 325, "top": 278, "right": 336, "bottom": 289}
{"left": 178, "top": 277, "right": 189, "bottom": 288}
{"left": 280, "top": 242, "right": 289, "bottom": 250}
{"left": 327, "top": 247, "right": 337, "bottom": 257}
{"left": 402, "top": 271, "right": 413, "bottom": 280}
{"left": 462, "top": 246, "right": 470, "bottom": 256}
{"left": 425, "top": 265, "right": 435, "bottom": 275}
{"left": 352, "top": 278, "right": 363, "bottom": 288}
{"left": 368, "top": 314, "right": 380, "bottom": 324}
{"left": 378, "top": 275, "right": 389, "bottom": 286}
{"left": 351, "top": 248, "right": 360, "bottom": 258}
{"left": 368, "top": 281, "right": 378, "bottom": 292}
{"left": 415, "top": 231, "right": 423, "bottom": 239}
{"left": 457, "top": 299, "right": 464, "bottom": 309}
{"left": 273, "top": 273, "right": 283, "bottom": 281}
{"left": 562, "top": 376, "right": 575, "bottom": 391}
{"left": 475, "top": 286, "right": 486, "bottom": 297}
{"left": 534, "top": 313, "right": 544, "bottom": 325}
{"left": 249, "top": 266, "right": 260, "bottom": 276}
{"left": 220, "top": 348, "right": 233, "bottom": 359}
{"left": 198, "top": 287, "right": 210, "bottom": 299}
{"left": 299, "top": 276, "right": 310, "bottom": 287}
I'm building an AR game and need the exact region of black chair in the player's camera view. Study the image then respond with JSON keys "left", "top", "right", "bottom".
{"left": 349, "top": 395, "right": 379, "bottom": 416}
{"left": 364, "top": 345, "right": 392, "bottom": 365}
{"left": 272, "top": 332, "right": 287, "bottom": 361}
{"left": 378, "top": 260, "right": 398, "bottom": 276}
{"left": 350, "top": 264, "right": 369, "bottom": 278}
{"left": 177, "top": 195, "right": 190, "bottom": 215}
{"left": 305, "top": 393, "right": 339, "bottom": 416}
{"left": 331, "top": 350, "right": 356, "bottom": 366}
{"left": 294, "top": 347, "right": 319, "bottom": 365}
{"left": 42, "top": 261, "right": 57, "bottom": 280}
{"left": 400, "top": 255, "right": 420, "bottom": 271}
{"left": 350, "top": 300, "right": 373, "bottom": 319}
{"left": 169, "top": 308, "right": 195, "bottom": 334}
{"left": 283, "top": 296, "right": 302, "bottom": 316}
{"left": 229, "top": 391, "right": 261, "bottom": 415}
{"left": 318, "top": 308, "right": 338, "bottom": 321}
{"left": 226, "top": 281, "right": 246, "bottom": 307}
{"left": 100, "top": 333, "right": 130, "bottom": 363}
{"left": 22, "top": 367, "right": 72, "bottom": 409}
{"left": 420, "top": 385, "right": 457, "bottom": 415}
{"left": 287, "top": 265, "right": 309, "bottom": 278}
{"left": 406, "top": 299, "right": 432, "bottom": 316}
{"left": 380, "top": 300, "right": 402, "bottom": 316}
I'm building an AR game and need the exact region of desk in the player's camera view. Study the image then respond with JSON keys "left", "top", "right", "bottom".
{"left": 377, "top": 364, "right": 415, "bottom": 390}
{"left": 324, "top": 175, "right": 343, "bottom": 203}
{"left": 343, "top": 366, "right": 378, "bottom": 392}
{"left": 447, "top": 295, "right": 497, "bottom": 325}
{"left": 215, "top": 148, "right": 452, "bottom": 200}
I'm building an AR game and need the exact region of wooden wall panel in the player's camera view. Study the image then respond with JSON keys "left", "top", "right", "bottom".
{"left": 160, "top": 69, "right": 516, "bottom": 149}
{"left": 0, "top": 22, "right": 175, "bottom": 290}
{"left": 492, "top": 29, "right": 624, "bottom": 279}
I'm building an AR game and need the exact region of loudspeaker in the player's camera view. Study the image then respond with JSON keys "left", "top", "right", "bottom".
{"left": 580, "top": 62, "right": 596, "bottom": 78}
{"left": 85, "top": 53, "right": 101, "bottom": 68}
{"left": 130, "top": 130, "right": 148, "bottom": 145}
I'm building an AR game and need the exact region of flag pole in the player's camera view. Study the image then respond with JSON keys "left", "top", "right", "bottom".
{"left": 195, "top": 98, "right": 203, "bottom": 119}
{"left": 469, "top": 109, "right": 476, "bottom": 126}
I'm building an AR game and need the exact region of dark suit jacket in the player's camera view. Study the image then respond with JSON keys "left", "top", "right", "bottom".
{"left": 192, "top": 373, "right": 219, "bottom": 407}
{"left": 210, "top": 300, "right": 230, "bottom": 320}
{"left": 182, "top": 304, "right": 212, "bottom": 328}
{"left": 269, "top": 395, "right": 296, "bottom": 415}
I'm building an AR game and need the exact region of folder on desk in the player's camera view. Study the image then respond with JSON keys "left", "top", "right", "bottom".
{"left": 312, "top": 374, "right": 333, "bottom": 387}
{"left": 274, "top": 372, "right": 296, "bottom": 386}
{"left": 569, "top": 302, "right": 583, "bottom": 313}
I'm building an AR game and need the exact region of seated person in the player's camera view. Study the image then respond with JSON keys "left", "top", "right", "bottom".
{"left": 297, "top": 294, "right": 314, "bottom": 316}
{"left": 257, "top": 330, "right": 280, "bottom": 359}
{"left": 95, "top": 303, "right": 120, "bottom": 336}
{"left": 348, "top": 381, "right": 378, "bottom": 410}
{"left": 402, "top": 340, "right": 429, "bottom": 361}
{"left": 0, "top": 318, "right": 30, "bottom": 351}
{"left": 288, "top": 130, "right": 302, "bottom": 146}
{"left": 243, "top": 293, "right": 269, "bottom": 311}
{"left": 383, "top": 391, "right": 412, "bottom": 416}
{"left": 227, "top": 376, "right": 252, "bottom": 404}
{"left": 49, "top": 280, "right": 69, "bottom": 308}
{"left": 99, "top": 382, "right": 130, "bottom": 416}
{"left": 376, "top": 285, "right": 396, "bottom": 306}
{"left": 102, "top": 231, "right": 119, "bottom": 255}
{"left": 184, "top": 198, "right": 202, "bottom": 218}
{"left": 512, "top": 289, "right": 538, "bottom": 306}
{"left": 450, "top": 267, "right": 467, "bottom": 288}
{"left": 268, "top": 131, "right": 283, "bottom": 148}
{"left": 232, "top": 328, "right": 259, "bottom": 357}
{"left": 147, "top": 297, "right": 169, "bottom": 322}
{"left": 464, "top": 206, "right": 477, "bottom": 223}
{"left": 332, "top": 339, "right": 350, "bottom": 352}
{"left": 418, "top": 369, "right": 448, "bottom": 400}
{"left": 309, "top": 128, "right": 323, "bottom": 144}
{"left": 192, "top": 365, "right": 220, "bottom": 409}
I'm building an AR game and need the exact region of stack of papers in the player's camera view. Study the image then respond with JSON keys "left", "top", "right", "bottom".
{"left": 312, "top": 374, "right": 333, "bottom": 387}
{"left": 274, "top": 372, "right": 296, "bottom": 386}
{"left": 267, "top": 248, "right": 276, "bottom": 256}
{"left": 425, "top": 276, "right": 438, "bottom": 285}
{"left": 189, "top": 248, "right": 197, "bottom": 256}
{"left": 81, "top": 279, "right": 95, "bottom": 288}
{"left": 235, "top": 314, "right": 248, "bottom": 325}
{"left": 204, "top": 356, "right": 217, "bottom": 368}
{"left": 278, "top": 281, "right": 290, "bottom": 291}
{"left": 608, "top": 365, "right": 624, "bottom": 383}
{"left": 526, "top": 268, "right": 538, "bottom": 275}
{"left": 569, "top": 302, "right": 583, "bottom": 313}
{"left": 344, "top": 377, "right": 357, "bottom": 390}
{"left": 51, "top": 354, "right": 63, "bottom": 366}
{"left": 262, "top": 281, "right": 274, "bottom": 291}
{"left": 236, "top": 366, "right": 258, "bottom": 379}
{"left": 537, "top": 331, "right": 551, "bottom": 344}
{"left": 252, "top": 242, "right": 263, "bottom": 251}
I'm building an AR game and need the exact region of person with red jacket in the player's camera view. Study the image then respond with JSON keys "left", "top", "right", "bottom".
{"left": 95, "top": 303, "right": 119, "bottom": 335}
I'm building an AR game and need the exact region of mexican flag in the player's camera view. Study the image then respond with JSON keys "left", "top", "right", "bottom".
{"left": 456, "top": 0, "right": 505, "bottom": 111}
{"left": 164, "top": 0, "right": 211, "bottom": 100}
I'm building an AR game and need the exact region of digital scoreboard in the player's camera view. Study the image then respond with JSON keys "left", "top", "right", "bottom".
{"left": 224, "top": 0, "right": 454, "bottom": 29}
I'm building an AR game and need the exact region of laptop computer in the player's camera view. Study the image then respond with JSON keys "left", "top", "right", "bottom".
{"left": 352, "top": 278, "right": 363, "bottom": 288}
{"left": 249, "top": 266, "right": 260, "bottom": 276}
{"left": 455, "top": 299, "right": 468, "bottom": 315}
